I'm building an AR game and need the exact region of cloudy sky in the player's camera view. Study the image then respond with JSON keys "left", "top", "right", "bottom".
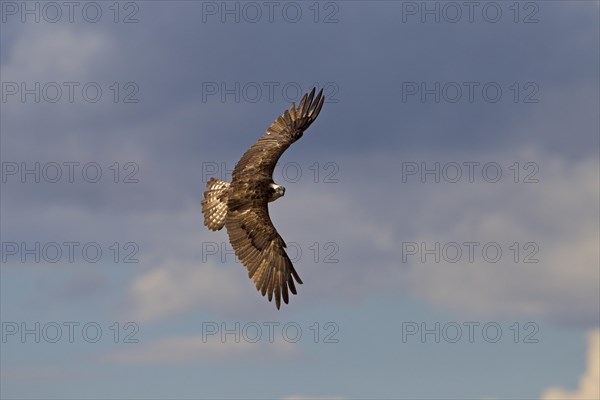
{"left": 1, "top": 1, "right": 598, "bottom": 399}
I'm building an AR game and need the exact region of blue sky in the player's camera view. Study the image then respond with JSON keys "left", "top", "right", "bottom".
{"left": 1, "top": 1, "right": 598, "bottom": 399}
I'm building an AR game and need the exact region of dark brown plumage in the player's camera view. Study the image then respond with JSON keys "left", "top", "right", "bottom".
{"left": 201, "top": 87, "right": 325, "bottom": 309}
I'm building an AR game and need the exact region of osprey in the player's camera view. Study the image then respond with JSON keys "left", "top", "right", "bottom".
{"left": 201, "top": 87, "right": 325, "bottom": 309}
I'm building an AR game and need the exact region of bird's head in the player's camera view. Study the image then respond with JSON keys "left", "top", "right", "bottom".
{"left": 269, "top": 183, "right": 285, "bottom": 202}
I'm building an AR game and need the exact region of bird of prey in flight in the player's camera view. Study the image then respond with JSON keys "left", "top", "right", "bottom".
{"left": 201, "top": 87, "right": 325, "bottom": 309}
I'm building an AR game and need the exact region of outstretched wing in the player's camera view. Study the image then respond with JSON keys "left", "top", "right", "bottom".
{"left": 225, "top": 203, "right": 302, "bottom": 309}
{"left": 224, "top": 88, "right": 325, "bottom": 309}
{"left": 232, "top": 87, "right": 325, "bottom": 183}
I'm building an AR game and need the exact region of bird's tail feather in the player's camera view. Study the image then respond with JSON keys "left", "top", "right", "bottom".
{"left": 202, "top": 178, "right": 230, "bottom": 231}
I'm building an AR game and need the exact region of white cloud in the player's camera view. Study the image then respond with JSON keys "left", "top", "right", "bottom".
{"left": 127, "top": 259, "right": 250, "bottom": 322}
{"left": 122, "top": 184, "right": 400, "bottom": 321}
{"left": 3, "top": 25, "right": 113, "bottom": 81}
{"left": 396, "top": 153, "right": 599, "bottom": 326}
{"left": 5, "top": 143, "right": 596, "bottom": 327}
{"left": 541, "top": 329, "right": 600, "bottom": 399}
{"left": 117, "top": 148, "right": 599, "bottom": 325}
